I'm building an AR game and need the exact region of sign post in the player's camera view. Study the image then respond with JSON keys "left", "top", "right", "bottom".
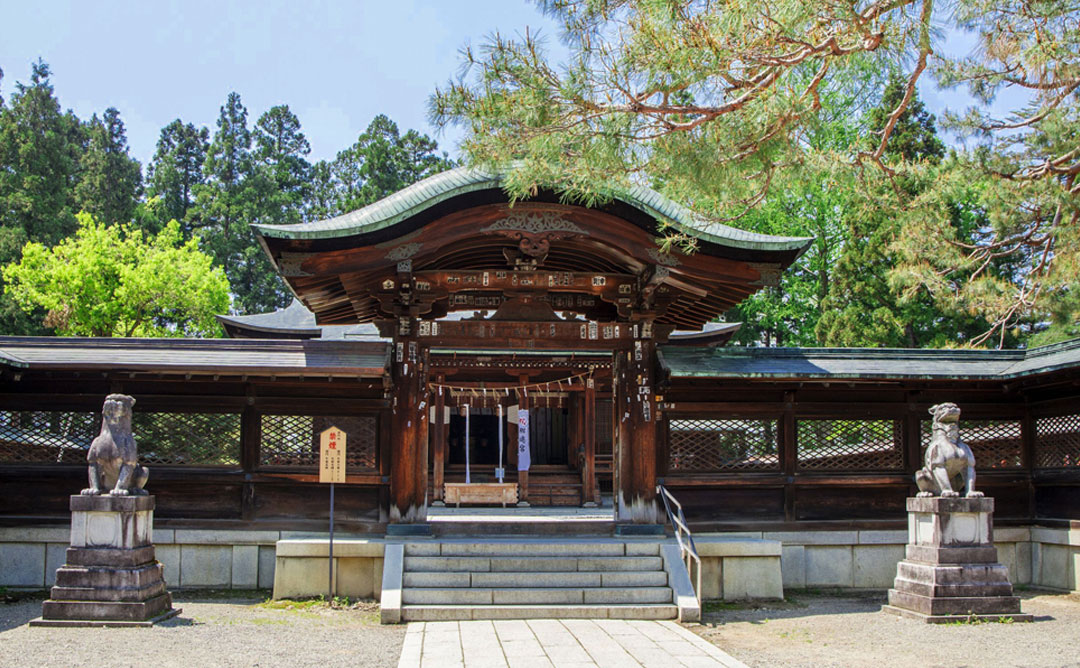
{"left": 319, "top": 426, "right": 346, "bottom": 600}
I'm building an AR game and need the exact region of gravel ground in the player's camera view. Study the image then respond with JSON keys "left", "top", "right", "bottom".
{"left": 692, "top": 590, "right": 1080, "bottom": 668}
{"left": 5, "top": 589, "right": 1078, "bottom": 668}
{"left": 0, "top": 591, "right": 405, "bottom": 668}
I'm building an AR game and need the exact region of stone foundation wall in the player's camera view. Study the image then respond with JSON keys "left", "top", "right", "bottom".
{"left": 1031, "top": 526, "right": 1080, "bottom": 592}
{"left": 699, "top": 525, "right": 1077, "bottom": 594}
{"left": 3, "top": 525, "right": 1077, "bottom": 595}
{"left": 0, "top": 527, "right": 299, "bottom": 591}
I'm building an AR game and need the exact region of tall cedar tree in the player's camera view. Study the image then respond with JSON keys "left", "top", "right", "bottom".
{"left": 190, "top": 93, "right": 289, "bottom": 314}
{"left": 0, "top": 61, "right": 83, "bottom": 335}
{"left": 75, "top": 107, "right": 142, "bottom": 226}
{"left": 252, "top": 104, "right": 311, "bottom": 226}
{"left": 319, "top": 114, "right": 453, "bottom": 216}
{"left": 816, "top": 77, "right": 1005, "bottom": 348}
{"left": 145, "top": 120, "right": 210, "bottom": 234}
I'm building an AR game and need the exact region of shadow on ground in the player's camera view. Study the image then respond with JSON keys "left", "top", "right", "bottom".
{"left": 701, "top": 591, "right": 888, "bottom": 626}
{"left": 0, "top": 591, "right": 46, "bottom": 632}
{"left": 701, "top": 589, "right": 1066, "bottom": 627}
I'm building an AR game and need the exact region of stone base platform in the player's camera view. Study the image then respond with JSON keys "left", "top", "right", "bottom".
{"left": 881, "top": 604, "right": 1032, "bottom": 624}
{"left": 885, "top": 496, "right": 1032, "bottom": 623}
{"left": 36, "top": 495, "right": 178, "bottom": 625}
{"left": 30, "top": 608, "right": 181, "bottom": 628}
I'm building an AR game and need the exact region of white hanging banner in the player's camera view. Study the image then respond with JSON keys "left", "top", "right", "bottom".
{"left": 517, "top": 408, "right": 531, "bottom": 471}
{"left": 496, "top": 403, "right": 505, "bottom": 483}
{"left": 464, "top": 404, "right": 471, "bottom": 484}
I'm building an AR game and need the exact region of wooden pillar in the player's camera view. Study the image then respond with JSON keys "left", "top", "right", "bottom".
{"left": 569, "top": 393, "right": 582, "bottom": 469}
{"left": 432, "top": 374, "right": 446, "bottom": 503}
{"left": 583, "top": 374, "right": 597, "bottom": 506}
{"left": 615, "top": 350, "right": 633, "bottom": 520}
{"left": 782, "top": 390, "right": 797, "bottom": 522}
{"left": 240, "top": 398, "right": 259, "bottom": 522}
{"left": 903, "top": 391, "right": 922, "bottom": 497}
{"left": 417, "top": 377, "right": 430, "bottom": 509}
{"left": 1022, "top": 407, "right": 1036, "bottom": 520}
{"left": 629, "top": 325, "right": 659, "bottom": 523}
{"left": 518, "top": 373, "right": 530, "bottom": 504}
{"left": 616, "top": 322, "right": 660, "bottom": 523}
{"left": 389, "top": 322, "right": 428, "bottom": 523}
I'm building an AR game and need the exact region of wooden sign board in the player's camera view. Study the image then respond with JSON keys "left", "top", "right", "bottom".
{"left": 319, "top": 426, "right": 347, "bottom": 483}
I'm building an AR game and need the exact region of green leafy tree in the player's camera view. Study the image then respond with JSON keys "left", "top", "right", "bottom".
{"left": 74, "top": 107, "right": 142, "bottom": 226}
{"left": 145, "top": 119, "right": 210, "bottom": 234}
{"left": 718, "top": 81, "right": 867, "bottom": 347}
{"left": 726, "top": 168, "right": 851, "bottom": 347}
{"left": 0, "top": 60, "right": 84, "bottom": 334}
{"left": 190, "top": 92, "right": 289, "bottom": 314}
{"left": 3, "top": 212, "right": 230, "bottom": 337}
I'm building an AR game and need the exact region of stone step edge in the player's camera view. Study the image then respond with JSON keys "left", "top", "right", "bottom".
{"left": 401, "top": 573, "right": 668, "bottom": 587}
{"left": 403, "top": 557, "right": 663, "bottom": 567}
{"left": 401, "top": 586, "right": 673, "bottom": 594}
{"left": 400, "top": 604, "right": 678, "bottom": 608}
{"left": 399, "top": 604, "right": 678, "bottom": 621}
{"left": 403, "top": 550, "right": 659, "bottom": 557}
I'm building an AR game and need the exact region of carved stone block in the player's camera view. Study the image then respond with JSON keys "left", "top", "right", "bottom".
{"left": 882, "top": 496, "right": 1032, "bottom": 623}
{"left": 30, "top": 495, "right": 180, "bottom": 627}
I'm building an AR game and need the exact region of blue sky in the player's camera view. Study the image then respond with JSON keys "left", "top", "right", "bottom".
{"left": 0, "top": 1, "right": 1015, "bottom": 167}
{"left": 0, "top": 0, "right": 561, "bottom": 165}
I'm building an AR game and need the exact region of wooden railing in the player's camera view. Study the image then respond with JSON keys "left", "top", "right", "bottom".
{"left": 657, "top": 484, "right": 701, "bottom": 602}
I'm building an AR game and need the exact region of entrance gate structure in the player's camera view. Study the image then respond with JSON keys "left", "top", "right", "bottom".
{"left": 253, "top": 167, "right": 810, "bottom": 526}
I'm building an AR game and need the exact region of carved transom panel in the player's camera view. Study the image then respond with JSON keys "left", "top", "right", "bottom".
{"left": 482, "top": 210, "right": 587, "bottom": 261}
{"left": 385, "top": 242, "right": 422, "bottom": 261}
{"left": 481, "top": 210, "right": 586, "bottom": 237}
{"left": 646, "top": 247, "right": 680, "bottom": 267}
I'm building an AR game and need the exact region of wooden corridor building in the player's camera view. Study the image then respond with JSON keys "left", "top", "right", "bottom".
{"left": 1, "top": 168, "right": 1079, "bottom": 533}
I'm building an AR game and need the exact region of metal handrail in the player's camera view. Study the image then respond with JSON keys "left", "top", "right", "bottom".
{"left": 657, "top": 484, "right": 702, "bottom": 602}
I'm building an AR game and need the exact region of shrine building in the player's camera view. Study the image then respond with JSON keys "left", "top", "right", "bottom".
{"left": 1, "top": 166, "right": 1078, "bottom": 597}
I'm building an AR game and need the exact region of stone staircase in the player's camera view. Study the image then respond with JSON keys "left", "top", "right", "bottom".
{"left": 393, "top": 540, "right": 686, "bottom": 621}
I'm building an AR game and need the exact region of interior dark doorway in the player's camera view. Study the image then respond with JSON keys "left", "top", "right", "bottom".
{"left": 448, "top": 413, "right": 503, "bottom": 467}
{"left": 527, "top": 407, "right": 569, "bottom": 466}
{"left": 446, "top": 407, "right": 569, "bottom": 468}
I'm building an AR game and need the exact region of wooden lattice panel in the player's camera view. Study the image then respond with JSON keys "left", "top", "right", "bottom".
{"left": 668, "top": 418, "right": 779, "bottom": 471}
{"left": 797, "top": 419, "right": 902, "bottom": 470}
{"left": 920, "top": 419, "right": 1023, "bottom": 469}
{"left": 1035, "top": 414, "right": 1080, "bottom": 469}
{"left": 0, "top": 411, "right": 98, "bottom": 463}
{"left": 132, "top": 412, "right": 241, "bottom": 465}
{"left": 260, "top": 414, "right": 377, "bottom": 471}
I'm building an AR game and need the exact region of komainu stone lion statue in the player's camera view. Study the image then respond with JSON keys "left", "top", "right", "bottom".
{"left": 915, "top": 402, "right": 982, "bottom": 498}
{"left": 81, "top": 394, "right": 149, "bottom": 496}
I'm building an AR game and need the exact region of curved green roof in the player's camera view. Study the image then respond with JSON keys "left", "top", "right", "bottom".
{"left": 253, "top": 166, "right": 812, "bottom": 253}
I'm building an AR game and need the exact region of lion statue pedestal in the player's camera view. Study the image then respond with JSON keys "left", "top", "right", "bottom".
{"left": 30, "top": 394, "right": 179, "bottom": 627}
{"left": 883, "top": 402, "right": 1031, "bottom": 622}
{"left": 883, "top": 494, "right": 1032, "bottom": 622}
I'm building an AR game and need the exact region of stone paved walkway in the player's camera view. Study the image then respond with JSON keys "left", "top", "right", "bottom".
{"left": 397, "top": 619, "right": 748, "bottom": 668}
